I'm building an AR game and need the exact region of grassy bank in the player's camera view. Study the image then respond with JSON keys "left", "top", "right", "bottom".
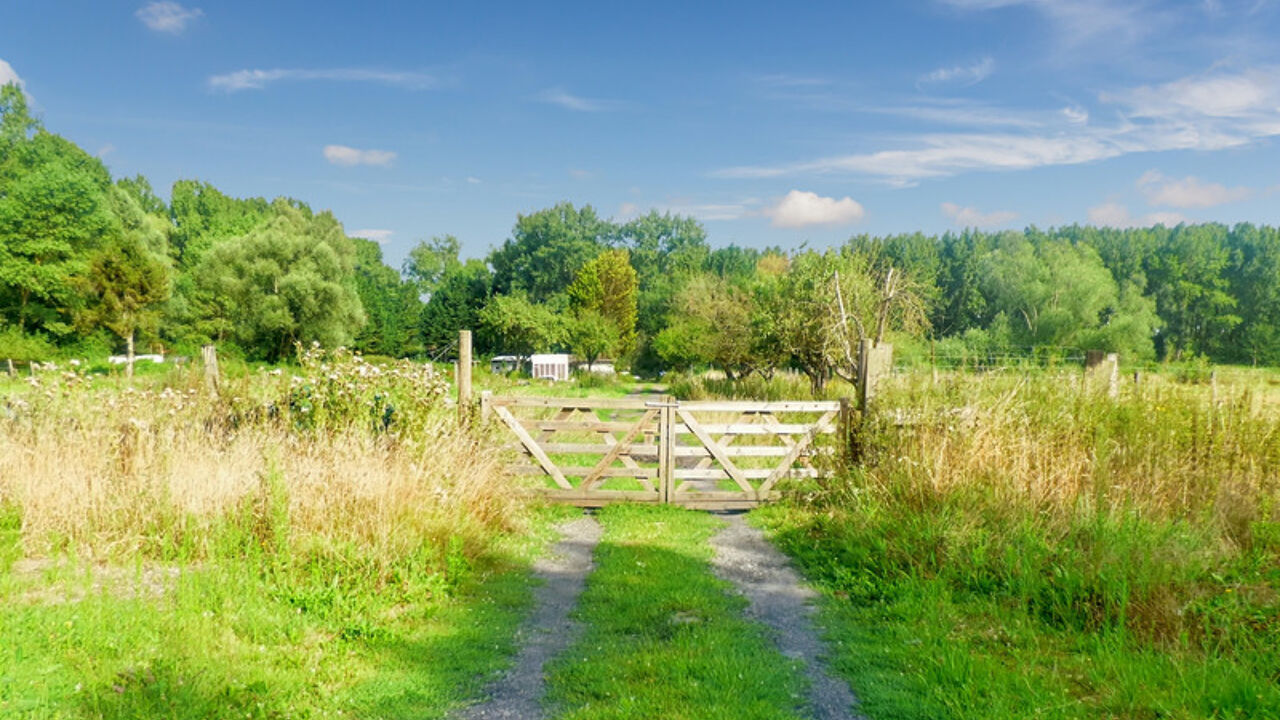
{"left": 546, "top": 505, "right": 808, "bottom": 719}
{"left": 0, "top": 349, "right": 552, "bottom": 718}
{"left": 756, "top": 369, "right": 1280, "bottom": 719}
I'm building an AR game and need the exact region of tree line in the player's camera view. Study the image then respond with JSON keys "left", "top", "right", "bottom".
{"left": 3, "top": 81, "right": 1280, "bottom": 376}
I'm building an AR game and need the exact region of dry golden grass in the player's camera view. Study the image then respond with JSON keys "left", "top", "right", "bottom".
{"left": 0, "top": 357, "right": 523, "bottom": 565}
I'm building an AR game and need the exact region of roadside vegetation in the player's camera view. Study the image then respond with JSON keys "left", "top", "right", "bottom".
{"left": 748, "top": 368, "right": 1280, "bottom": 719}
{"left": 0, "top": 348, "right": 560, "bottom": 719}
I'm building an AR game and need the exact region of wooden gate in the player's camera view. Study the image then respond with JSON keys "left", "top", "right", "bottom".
{"left": 483, "top": 394, "right": 844, "bottom": 509}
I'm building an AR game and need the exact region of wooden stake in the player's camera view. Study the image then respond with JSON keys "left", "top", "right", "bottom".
{"left": 458, "top": 330, "right": 472, "bottom": 424}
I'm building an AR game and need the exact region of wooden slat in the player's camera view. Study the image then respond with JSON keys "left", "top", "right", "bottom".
{"left": 538, "top": 443, "right": 803, "bottom": 458}
{"left": 669, "top": 490, "right": 781, "bottom": 502}
{"left": 510, "top": 465, "right": 658, "bottom": 478}
{"left": 673, "top": 468, "right": 819, "bottom": 480}
{"left": 671, "top": 423, "right": 835, "bottom": 435}
{"left": 759, "top": 410, "right": 838, "bottom": 494}
{"left": 601, "top": 433, "right": 655, "bottom": 493}
{"left": 493, "top": 405, "right": 571, "bottom": 489}
{"left": 677, "top": 409, "right": 753, "bottom": 493}
{"left": 582, "top": 409, "right": 657, "bottom": 490}
{"left": 677, "top": 401, "right": 840, "bottom": 412}
{"left": 490, "top": 396, "right": 652, "bottom": 410}
{"left": 535, "top": 420, "right": 658, "bottom": 433}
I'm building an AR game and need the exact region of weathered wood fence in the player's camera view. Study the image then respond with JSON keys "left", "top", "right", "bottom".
{"left": 481, "top": 394, "right": 846, "bottom": 509}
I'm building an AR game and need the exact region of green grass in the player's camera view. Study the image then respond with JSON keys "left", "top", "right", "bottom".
{"left": 756, "top": 503, "right": 1280, "bottom": 720}
{"left": 0, "top": 505, "right": 574, "bottom": 720}
{"left": 545, "top": 505, "right": 808, "bottom": 720}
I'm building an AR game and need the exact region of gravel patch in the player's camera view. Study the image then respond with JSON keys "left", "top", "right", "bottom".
{"left": 709, "top": 512, "right": 863, "bottom": 720}
{"left": 456, "top": 513, "right": 602, "bottom": 720}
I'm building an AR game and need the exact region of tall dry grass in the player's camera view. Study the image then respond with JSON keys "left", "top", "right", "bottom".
{"left": 0, "top": 350, "right": 524, "bottom": 575}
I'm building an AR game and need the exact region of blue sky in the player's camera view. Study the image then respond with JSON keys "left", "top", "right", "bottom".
{"left": 4, "top": 0, "right": 1280, "bottom": 266}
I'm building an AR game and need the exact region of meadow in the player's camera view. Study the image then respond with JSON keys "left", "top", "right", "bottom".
{"left": 1, "top": 353, "right": 1277, "bottom": 719}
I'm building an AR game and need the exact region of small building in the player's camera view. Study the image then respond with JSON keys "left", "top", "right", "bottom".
{"left": 530, "top": 353, "right": 571, "bottom": 382}
{"left": 490, "top": 355, "right": 521, "bottom": 374}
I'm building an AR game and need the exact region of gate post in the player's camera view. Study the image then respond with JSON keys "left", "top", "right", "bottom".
{"left": 659, "top": 394, "right": 675, "bottom": 504}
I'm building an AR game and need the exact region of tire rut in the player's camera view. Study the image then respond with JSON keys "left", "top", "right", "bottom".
{"left": 455, "top": 514, "right": 602, "bottom": 720}
{"left": 709, "top": 512, "right": 863, "bottom": 720}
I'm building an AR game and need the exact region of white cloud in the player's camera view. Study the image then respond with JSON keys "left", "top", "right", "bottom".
{"left": 350, "top": 229, "right": 393, "bottom": 244}
{"left": 136, "top": 2, "right": 203, "bottom": 34}
{"left": 765, "top": 190, "right": 865, "bottom": 228}
{"left": 537, "top": 88, "right": 618, "bottom": 112}
{"left": 1087, "top": 201, "right": 1186, "bottom": 228}
{"left": 568, "top": 168, "right": 594, "bottom": 180}
{"left": 96, "top": 144, "right": 116, "bottom": 158}
{"left": 919, "top": 56, "right": 995, "bottom": 87}
{"left": 465, "top": 176, "right": 482, "bottom": 184}
{"left": 1137, "top": 170, "right": 1252, "bottom": 208}
{"left": 323, "top": 145, "right": 396, "bottom": 167}
{"left": 0, "top": 59, "right": 23, "bottom": 90}
{"left": 1061, "top": 105, "right": 1089, "bottom": 124}
{"left": 941, "top": 202, "right": 1017, "bottom": 227}
{"left": 714, "top": 66, "right": 1280, "bottom": 185}
{"left": 209, "top": 68, "right": 438, "bottom": 93}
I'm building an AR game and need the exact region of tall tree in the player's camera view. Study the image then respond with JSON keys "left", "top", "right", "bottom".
{"left": 192, "top": 200, "right": 364, "bottom": 361}
{"left": 567, "top": 248, "right": 638, "bottom": 358}
{"left": 351, "top": 238, "right": 421, "bottom": 357}
{"left": 420, "top": 259, "right": 493, "bottom": 354}
{"left": 488, "top": 202, "right": 612, "bottom": 298}
{"left": 78, "top": 234, "right": 171, "bottom": 375}
{"left": 478, "top": 294, "right": 563, "bottom": 368}
{"left": 403, "top": 235, "right": 461, "bottom": 297}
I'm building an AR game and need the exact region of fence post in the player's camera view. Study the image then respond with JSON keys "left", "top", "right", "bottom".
{"left": 857, "top": 340, "right": 892, "bottom": 413}
{"left": 839, "top": 396, "right": 855, "bottom": 466}
{"left": 201, "top": 344, "right": 219, "bottom": 392}
{"left": 479, "top": 390, "right": 493, "bottom": 423}
{"left": 458, "top": 330, "right": 472, "bottom": 424}
{"left": 5, "top": 359, "right": 13, "bottom": 378}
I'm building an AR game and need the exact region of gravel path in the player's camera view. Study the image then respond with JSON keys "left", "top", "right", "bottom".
{"left": 456, "top": 514, "right": 602, "bottom": 720}
{"left": 709, "top": 513, "right": 863, "bottom": 720}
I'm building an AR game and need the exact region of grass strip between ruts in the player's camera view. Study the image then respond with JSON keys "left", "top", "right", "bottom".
{"left": 545, "top": 504, "right": 809, "bottom": 720}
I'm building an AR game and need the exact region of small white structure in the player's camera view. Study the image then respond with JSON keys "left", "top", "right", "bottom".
{"left": 530, "top": 353, "right": 571, "bottom": 382}
{"left": 109, "top": 354, "right": 165, "bottom": 365}
{"left": 574, "top": 359, "right": 616, "bottom": 375}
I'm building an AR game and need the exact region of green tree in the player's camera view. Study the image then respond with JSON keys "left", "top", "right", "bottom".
{"left": 478, "top": 294, "right": 563, "bottom": 368}
{"left": 403, "top": 235, "right": 461, "bottom": 297}
{"left": 488, "top": 203, "right": 613, "bottom": 298}
{"left": 169, "top": 180, "right": 271, "bottom": 269}
{"left": 420, "top": 259, "right": 493, "bottom": 354}
{"left": 352, "top": 238, "right": 421, "bottom": 357}
{"left": 77, "top": 234, "right": 171, "bottom": 376}
{"left": 567, "top": 248, "right": 638, "bottom": 358}
{"left": 192, "top": 200, "right": 364, "bottom": 360}
{"left": 567, "top": 310, "right": 620, "bottom": 371}
{"left": 0, "top": 124, "right": 117, "bottom": 337}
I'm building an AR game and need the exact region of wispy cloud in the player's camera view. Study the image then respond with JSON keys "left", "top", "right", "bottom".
{"left": 537, "top": 88, "right": 621, "bottom": 112}
{"left": 350, "top": 229, "right": 393, "bottom": 244}
{"left": 96, "top": 144, "right": 116, "bottom": 159}
{"left": 0, "top": 59, "right": 23, "bottom": 91}
{"left": 714, "top": 66, "right": 1280, "bottom": 185}
{"left": 765, "top": 190, "right": 865, "bottom": 228}
{"left": 1088, "top": 201, "right": 1186, "bottom": 228}
{"left": 323, "top": 145, "right": 396, "bottom": 167}
{"left": 918, "top": 56, "right": 995, "bottom": 87}
{"left": 136, "top": 2, "right": 203, "bottom": 34}
{"left": 1137, "top": 170, "right": 1252, "bottom": 208}
{"left": 939, "top": 0, "right": 1155, "bottom": 47}
{"left": 941, "top": 202, "right": 1017, "bottom": 227}
{"left": 465, "top": 176, "right": 482, "bottom": 184}
{"left": 209, "top": 68, "right": 439, "bottom": 93}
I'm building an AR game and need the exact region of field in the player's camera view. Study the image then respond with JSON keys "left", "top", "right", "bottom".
{"left": 1, "top": 356, "right": 1278, "bottom": 718}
